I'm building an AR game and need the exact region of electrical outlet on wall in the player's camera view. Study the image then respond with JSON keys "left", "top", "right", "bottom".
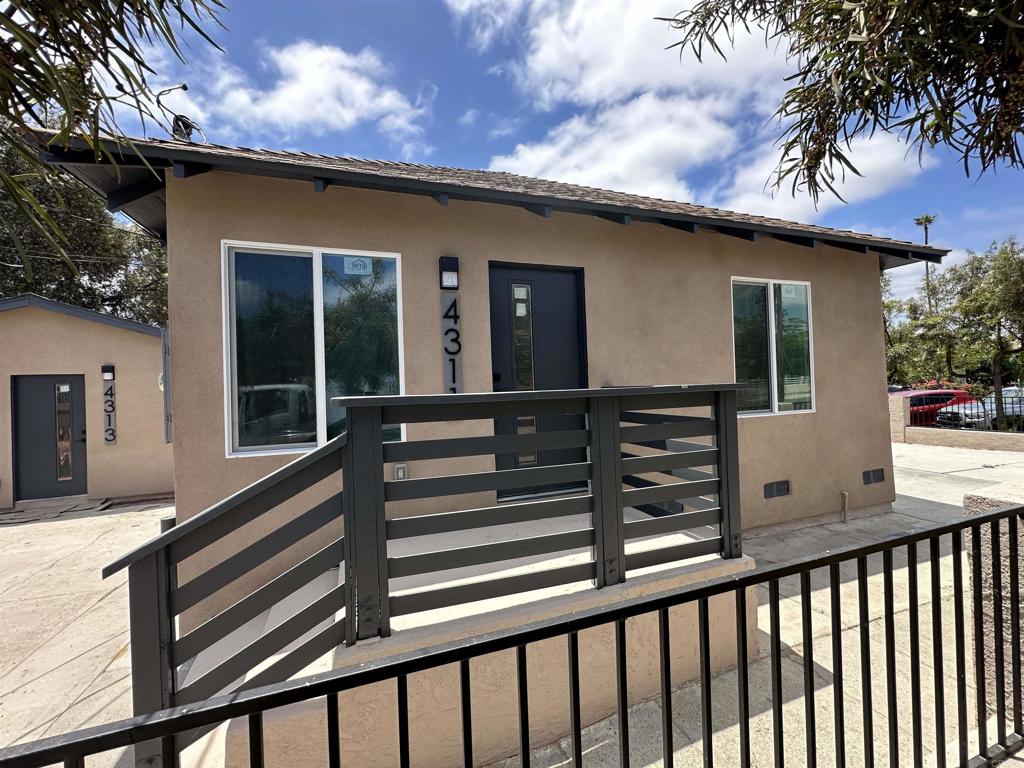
{"left": 394, "top": 463, "right": 408, "bottom": 481}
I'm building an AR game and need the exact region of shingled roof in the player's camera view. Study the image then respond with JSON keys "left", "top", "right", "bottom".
{"left": 36, "top": 131, "right": 946, "bottom": 269}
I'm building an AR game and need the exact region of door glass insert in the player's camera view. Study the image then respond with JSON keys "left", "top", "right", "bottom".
{"left": 512, "top": 284, "right": 535, "bottom": 391}
{"left": 55, "top": 383, "right": 72, "bottom": 481}
{"left": 511, "top": 283, "right": 537, "bottom": 465}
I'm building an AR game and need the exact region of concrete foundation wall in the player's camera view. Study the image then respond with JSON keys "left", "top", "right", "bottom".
{"left": 905, "top": 426, "right": 1024, "bottom": 452}
{"left": 194, "top": 556, "right": 757, "bottom": 768}
{"left": 0, "top": 306, "right": 174, "bottom": 509}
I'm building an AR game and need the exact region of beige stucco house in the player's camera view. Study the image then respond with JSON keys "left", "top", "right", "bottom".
{"left": 0, "top": 293, "right": 174, "bottom": 510}
{"left": 39, "top": 135, "right": 946, "bottom": 536}
{"left": 36, "top": 135, "right": 951, "bottom": 768}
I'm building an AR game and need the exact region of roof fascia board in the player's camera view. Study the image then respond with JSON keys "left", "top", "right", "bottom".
{"left": 46, "top": 135, "right": 949, "bottom": 264}
{"left": 0, "top": 294, "right": 162, "bottom": 337}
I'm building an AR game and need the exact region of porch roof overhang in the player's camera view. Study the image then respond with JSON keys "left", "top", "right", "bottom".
{"left": 33, "top": 131, "right": 947, "bottom": 270}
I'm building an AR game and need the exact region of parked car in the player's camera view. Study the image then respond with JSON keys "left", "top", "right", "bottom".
{"left": 935, "top": 386, "right": 1024, "bottom": 430}
{"left": 890, "top": 389, "right": 974, "bottom": 427}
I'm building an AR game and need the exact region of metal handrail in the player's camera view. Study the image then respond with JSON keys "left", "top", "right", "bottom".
{"left": 4, "top": 502, "right": 1021, "bottom": 768}
{"left": 102, "top": 432, "right": 347, "bottom": 578}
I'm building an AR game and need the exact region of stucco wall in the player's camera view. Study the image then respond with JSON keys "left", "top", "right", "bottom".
{"left": 164, "top": 171, "right": 896, "bottom": 621}
{"left": 889, "top": 395, "right": 909, "bottom": 443}
{"left": 209, "top": 555, "right": 757, "bottom": 768}
{"left": 0, "top": 306, "right": 174, "bottom": 509}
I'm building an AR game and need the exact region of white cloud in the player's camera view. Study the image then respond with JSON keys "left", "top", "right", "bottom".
{"left": 718, "top": 133, "right": 938, "bottom": 222}
{"left": 458, "top": 108, "right": 480, "bottom": 126}
{"left": 449, "top": 0, "right": 937, "bottom": 224}
{"left": 446, "top": 0, "right": 528, "bottom": 51}
{"left": 448, "top": 0, "right": 790, "bottom": 112}
{"left": 487, "top": 115, "right": 522, "bottom": 140}
{"left": 490, "top": 92, "right": 736, "bottom": 200}
{"left": 147, "top": 40, "right": 434, "bottom": 158}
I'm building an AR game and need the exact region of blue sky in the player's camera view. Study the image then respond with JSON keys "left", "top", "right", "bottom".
{"left": 143, "top": 0, "right": 1024, "bottom": 298}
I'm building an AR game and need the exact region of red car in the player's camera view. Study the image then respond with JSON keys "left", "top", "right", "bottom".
{"left": 891, "top": 389, "right": 974, "bottom": 426}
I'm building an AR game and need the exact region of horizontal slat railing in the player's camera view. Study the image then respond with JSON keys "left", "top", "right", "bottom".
{"left": 388, "top": 528, "right": 595, "bottom": 578}
{"left": 109, "top": 436, "right": 349, "bottom": 764}
{"left": 624, "top": 508, "right": 722, "bottom": 539}
{"left": 622, "top": 478, "right": 720, "bottom": 508}
{"left": 620, "top": 448, "right": 717, "bottom": 475}
{"left": 177, "top": 583, "right": 348, "bottom": 705}
{"left": 620, "top": 420, "right": 717, "bottom": 443}
{"left": 107, "top": 384, "right": 739, "bottom": 764}
{"left": 170, "top": 493, "right": 342, "bottom": 614}
{"left": 382, "top": 428, "right": 590, "bottom": 462}
{"left": 172, "top": 536, "right": 345, "bottom": 666}
{"left": 355, "top": 385, "right": 739, "bottom": 627}
{"left": 104, "top": 435, "right": 345, "bottom": 578}
{"left": 384, "top": 462, "right": 592, "bottom": 501}
{"left": 13, "top": 504, "right": 1021, "bottom": 768}
{"left": 387, "top": 494, "right": 592, "bottom": 539}
{"left": 390, "top": 562, "right": 598, "bottom": 616}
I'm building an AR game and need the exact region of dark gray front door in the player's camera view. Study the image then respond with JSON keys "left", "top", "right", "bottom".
{"left": 489, "top": 264, "right": 587, "bottom": 492}
{"left": 12, "top": 375, "right": 87, "bottom": 500}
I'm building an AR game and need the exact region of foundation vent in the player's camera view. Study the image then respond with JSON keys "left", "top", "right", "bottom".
{"left": 764, "top": 480, "right": 790, "bottom": 499}
{"left": 863, "top": 468, "right": 885, "bottom": 485}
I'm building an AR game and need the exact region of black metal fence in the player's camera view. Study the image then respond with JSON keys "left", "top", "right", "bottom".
{"left": 99, "top": 385, "right": 741, "bottom": 758}
{"left": 1, "top": 504, "right": 1020, "bottom": 768}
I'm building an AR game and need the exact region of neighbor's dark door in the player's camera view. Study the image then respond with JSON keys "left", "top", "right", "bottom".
{"left": 12, "top": 375, "right": 87, "bottom": 500}
{"left": 489, "top": 264, "right": 587, "bottom": 494}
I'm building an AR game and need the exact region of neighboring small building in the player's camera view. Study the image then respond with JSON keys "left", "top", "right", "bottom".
{"left": 0, "top": 294, "right": 174, "bottom": 509}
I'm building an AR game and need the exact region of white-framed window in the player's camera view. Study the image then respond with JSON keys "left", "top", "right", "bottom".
{"left": 222, "top": 240, "right": 404, "bottom": 456}
{"left": 731, "top": 277, "right": 814, "bottom": 415}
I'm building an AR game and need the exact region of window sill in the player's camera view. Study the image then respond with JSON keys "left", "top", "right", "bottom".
{"left": 738, "top": 408, "right": 816, "bottom": 419}
{"left": 226, "top": 445, "right": 317, "bottom": 459}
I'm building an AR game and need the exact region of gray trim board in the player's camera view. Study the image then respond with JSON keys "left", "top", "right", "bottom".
{"left": 0, "top": 294, "right": 163, "bottom": 337}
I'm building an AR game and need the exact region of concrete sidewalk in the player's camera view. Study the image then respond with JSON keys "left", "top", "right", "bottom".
{"left": 0, "top": 499, "right": 171, "bottom": 761}
{"left": 492, "top": 443, "right": 1024, "bottom": 768}
{"left": 0, "top": 441, "right": 1020, "bottom": 766}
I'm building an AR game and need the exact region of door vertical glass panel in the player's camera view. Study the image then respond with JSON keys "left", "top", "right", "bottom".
{"left": 511, "top": 283, "right": 537, "bottom": 464}
{"left": 55, "top": 383, "right": 72, "bottom": 481}
{"left": 732, "top": 282, "right": 772, "bottom": 413}
{"left": 232, "top": 251, "right": 317, "bottom": 450}
{"left": 322, "top": 253, "right": 401, "bottom": 441}
{"left": 774, "top": 283, "right": 812, "bottom": 411}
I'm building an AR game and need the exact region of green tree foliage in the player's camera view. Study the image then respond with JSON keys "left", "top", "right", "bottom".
{"left": 0, "top": 136, "right": 167, "bottom": 325}
{"left": 884, "top": 239, "right": 1024, "bottom": 424}
{"left": 0, "top": 0, "right": 221, "bottom": 269}
{"left": 663, "top": 1, "right": 1024, "bottom": 200}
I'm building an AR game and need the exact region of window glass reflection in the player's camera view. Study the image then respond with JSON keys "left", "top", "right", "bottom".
{"left": 232, "top": 251, "right": 317, "bottom": 449}
{"left": 732, "top": 282, "right": 771, "bottom": 412}
{"left": 322, "top": 254, "right": 401, "bottom": 441}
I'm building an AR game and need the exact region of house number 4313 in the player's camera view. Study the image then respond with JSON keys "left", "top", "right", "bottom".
{"left": 102, "top": 382, "right": 117, "bottom": 444}
{"left": 441, "top": 293, "right": 463, "bottom": 393}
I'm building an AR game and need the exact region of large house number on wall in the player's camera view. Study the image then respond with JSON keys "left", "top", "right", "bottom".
{"left": 101, "top": 364, "right": 117, "bottom": 444}
{"left": 441, "top": 292, "right": 463, "bottom": 393}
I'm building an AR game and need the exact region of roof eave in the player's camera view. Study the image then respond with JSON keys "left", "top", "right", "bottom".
{"left": 0, "top": 293, "right": 163, "bottom": 336}
{"left": 35, "top": 133, "right": 948, "bottom": 267}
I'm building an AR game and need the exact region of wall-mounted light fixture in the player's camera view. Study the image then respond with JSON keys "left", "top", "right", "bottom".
{"left": 439, "top": 256, "right": 459, "bottom": 290}
{"left": 101, "top": 365, "right": 115, "bottom": 382}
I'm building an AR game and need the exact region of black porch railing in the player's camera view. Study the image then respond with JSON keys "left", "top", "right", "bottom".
{"left": 98, "top": 384, "right": 741, "bottom": 757}
{"left": 1, "top": 504, "right": 1021, "bottom": 768}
